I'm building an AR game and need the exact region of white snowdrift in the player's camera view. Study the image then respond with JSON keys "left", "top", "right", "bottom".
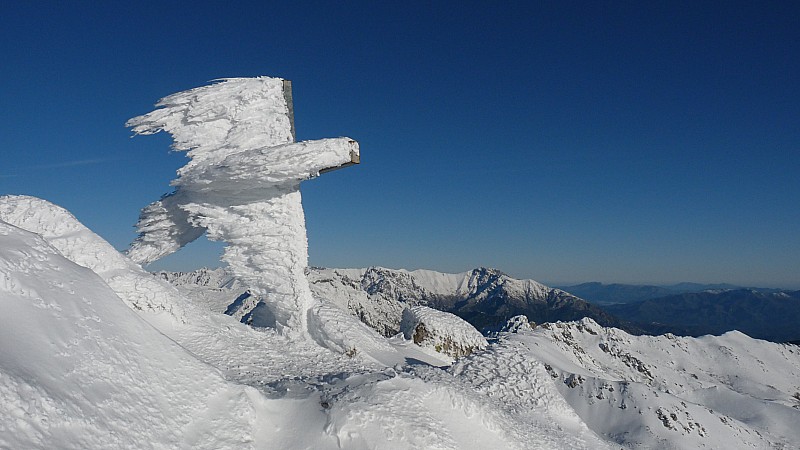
{"left": 0, "top": 220, "right": 263, "bottom": 448}
{"left": 0, "top": 195, "right": 189, "bottom": 326}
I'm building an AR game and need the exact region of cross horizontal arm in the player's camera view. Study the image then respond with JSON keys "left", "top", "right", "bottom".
{"left": 177, "top": 137, "right": 360, "bottom": 193}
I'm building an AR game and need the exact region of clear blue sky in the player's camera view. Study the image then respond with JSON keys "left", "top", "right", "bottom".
{"left": 1, "top": 1, "right": 798, "bottom": 288}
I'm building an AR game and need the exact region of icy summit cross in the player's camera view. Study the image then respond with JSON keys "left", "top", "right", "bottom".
{"left": 126, "top": 77, "right": 359, "bottom": 336}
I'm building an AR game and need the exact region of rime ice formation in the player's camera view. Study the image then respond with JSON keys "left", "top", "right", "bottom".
{"left": 126, "top": 77, "right": 359, "bottom": 335}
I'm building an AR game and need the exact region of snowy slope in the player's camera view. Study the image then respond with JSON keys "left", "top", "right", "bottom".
{"left": 0, "top": 195, "right": 190, "bottom": 326}
{"left": 514, "top": 318, "right": 800, "bottom": 449}
{"left": 0, "top": 218, "right": 265, "bottom": 448}
{"left": 162, "top": 264, "right": 800, "bottom": 448}
{"left": 3, "top": 196, "right": 621, "bottom": 449}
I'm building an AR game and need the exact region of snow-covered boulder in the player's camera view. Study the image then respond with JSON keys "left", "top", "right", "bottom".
{"left": 400, "top": 306, "right": 487, "bottom": 358}
{"left": 500, "top": 315, "right": 535, "bottom": 333}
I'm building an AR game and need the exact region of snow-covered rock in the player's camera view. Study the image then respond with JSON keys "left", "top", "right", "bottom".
{"left": 400, "top": 306, "right": 487, "bottom": 358}
{"left": 156, "top": 267, "right": 238, "bottom": 289}
{"left": 500, "top": 315, "right": 535, "bottom": 333}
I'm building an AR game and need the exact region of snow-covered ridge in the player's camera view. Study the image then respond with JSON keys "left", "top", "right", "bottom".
{"left": 0, "top": 195, "right": 190, "bottom": 323}
{"left": 521, "top": 318, "right": 800, "bottom": 448}
{"left": 315, "top": 266, "right": 552, "bottom": 298}
{"left": 307, "top": 266, "right": 620, "bottom": 335}
{"left": 0, "top": 207, "right": 269, "bottom": 448}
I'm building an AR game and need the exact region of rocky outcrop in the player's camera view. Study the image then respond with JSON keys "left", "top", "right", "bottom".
{"left": 400, "top": 306, "right": 487, "bottom": 358}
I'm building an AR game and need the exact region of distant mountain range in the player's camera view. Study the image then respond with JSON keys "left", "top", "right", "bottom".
{"left": 160, "top": 266, "right": 626, "bottom": 335}
{"left": 159, "top": 268, "right": 800, "bottom": 343}
{"left": 552, "top": 282, "right": 800, "bottom": 342}
{"left": 309, "top": 267, "right": 626, "bottom": 335}
{"left": 555, "top": 281, "right": 781, "bottom": 306}
{"left": 554, "top": 282, "right": 676, "bottom": 305}
{"left": 603, "top": 289, "right": 800, "bottom": 342}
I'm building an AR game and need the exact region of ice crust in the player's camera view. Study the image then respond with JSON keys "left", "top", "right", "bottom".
{"left": 126, "top": 77, "right": 359, "bottom": 336}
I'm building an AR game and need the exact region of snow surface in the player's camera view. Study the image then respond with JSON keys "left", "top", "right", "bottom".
{"left": 3, "top": 195, "right": 621, "bottom": 449}
{"left": 0, "top": 211, "right": 262, "bottom": 448}
{"left": 169, "top": 265, "right": 800, "bottom": 449}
